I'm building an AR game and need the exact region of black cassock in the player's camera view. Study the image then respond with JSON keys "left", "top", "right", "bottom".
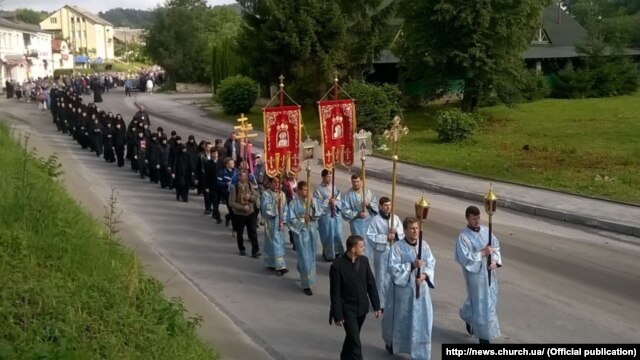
{"left": 173, "top": 151, "right": 193, "bottom": 201}
{"left": 92, "top": 80, "right": 103, "bottom": 103}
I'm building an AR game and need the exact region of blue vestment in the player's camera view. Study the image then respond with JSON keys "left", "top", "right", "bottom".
{"left": 382, "top": 238, "right": 436, "bottom": 360}
{"left": 313, "top": 184, "right": 343, "bottom": 260}
{"left": 366, "top": 214, "right": 404, "bottom": 309}
{"left": 341, "top": 188, "right": 378, "bottom": 259}
{"left": 454, "top": 226, "right": 502, "bottom": 341}
{"left": 287, "top": 197, "right": 323, "bottom": 288}
{"left": 260, "top": 189, "right": 288, "bottom": 270}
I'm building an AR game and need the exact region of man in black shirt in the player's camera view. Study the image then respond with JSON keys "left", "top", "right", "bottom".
{"left": 330, "top": 235, "right": 382, "bottom": 360}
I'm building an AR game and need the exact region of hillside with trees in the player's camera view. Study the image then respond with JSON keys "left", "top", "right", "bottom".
{"left": 98, "top": 8, "right": 154, "bottom": 28}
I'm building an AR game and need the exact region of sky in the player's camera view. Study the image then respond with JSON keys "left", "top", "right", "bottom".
{"left": 1, "top": 0, "right": 236, "bottom": 13}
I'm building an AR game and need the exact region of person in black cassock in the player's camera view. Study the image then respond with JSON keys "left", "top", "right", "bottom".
{"left": 91, "top": 77, "right": 103, "bottom": 103}
{"left": 133, "top": 105, "right": 151, "bottom": 126}
{"left": 88, "top": 115, "right": 103, "bottom": 157}
{"left": 330, "top": 235, "right": 382, "bottom": 360}
{"left": 147, "top": 132, "right": 160, "bottom": 183}
{"left": 204, "top": 146, "right": 222, "bottom": 222}
{"left": 168, "top": 135, "right": 182, "bottom": 190}
{"left": 158, "top": 135, "right": 171, "bottom": 189}
{"left": 102, "top": 121, "right": 116, "bottom": 163}
{"left": 172, "top": 144, "right": 193, "bottom": 202}
{"left": 135, "top": 131, "right": 148, "bottom": 179}
{"left": 186, "top": 135, "right": 198, "bottom": 189}
{"left": 113, "top": 117, "right": 127, "bottom": 167}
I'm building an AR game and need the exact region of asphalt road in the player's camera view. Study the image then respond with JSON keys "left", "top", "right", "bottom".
{"left": 2, "top": 89, "right": 639, "bottom": 360}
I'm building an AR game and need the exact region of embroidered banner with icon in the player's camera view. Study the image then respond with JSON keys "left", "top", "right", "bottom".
{"left": 263, "top": 105, "right": 302, "bottom": 177}
{"left": 318, "top": 99, "right": 356, "bottom": 169}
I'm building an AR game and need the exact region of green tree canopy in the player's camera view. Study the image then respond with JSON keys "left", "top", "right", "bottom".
{"left": 14, "top": 8, "right": 48, "bottom": 24}
{"left": 98, "top": 8, "right": 154, "bottom": 28}
{"left": 145, "top": 2, "right": 245, "bottom": 85}
{"left": 569, "top": 0, "right": 640, "bottom": 47}
{"left": 398, "top": 0, "right": 551, "bottom": 112}
{"left": 145, "top": 0, "right": 211, "bottom": 83}
{"left": 205, "top": 6, "right": 246, "bottom": 91}
{"left": 237, "top": 0, "right": 393, "bottom": 100}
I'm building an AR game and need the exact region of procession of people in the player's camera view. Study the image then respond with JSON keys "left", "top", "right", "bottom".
{"left": 15, "top": 79, "right": 505, "bottom": 360}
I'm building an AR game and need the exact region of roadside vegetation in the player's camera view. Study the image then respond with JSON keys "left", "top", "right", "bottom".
{"left": 0, "top": 123, "right": 216, "bottom": 359}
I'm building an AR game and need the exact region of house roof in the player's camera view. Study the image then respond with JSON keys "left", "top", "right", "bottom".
{"left": 51, "top": 39, "right": 69, "bottom": 52}
{"left": 540, "top": 4, "right": 588, "bottom": 47}
{"left": 64, "top": 5, "right": 113, "bottom": 26}
{"left": 0, "top": 17, "right": 43, "bottom": 33}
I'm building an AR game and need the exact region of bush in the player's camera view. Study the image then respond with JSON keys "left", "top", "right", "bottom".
{"left": 436, "top": 109, "right": 477, "bottom": 143}
{"left": 342, "top": 82, "right": 403, "bottom": 136}
{"left": 486, "top": 64, "right": 551, "bottom": 106}
{"left": 216, "top": 75, "right": 258, "bottom": 115}
{"left": 551, "top": 39, "right": 639, "bottom": 98}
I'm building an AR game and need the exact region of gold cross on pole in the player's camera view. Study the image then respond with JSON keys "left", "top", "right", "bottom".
{"left": 234, "top": 113, "right": 258, "bottom": 166}
{"left": 382, "top": 115, "right": 409, "bottom": 240}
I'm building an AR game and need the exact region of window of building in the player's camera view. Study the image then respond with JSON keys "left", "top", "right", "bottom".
{"left": 82, "top": 17, "right": 85, "bottom": 23}
{"left": 50, "top": 17, "right": 58, "bottom": 24}
{"left": 532, "top": 28, "right": 550, "bottom": 44}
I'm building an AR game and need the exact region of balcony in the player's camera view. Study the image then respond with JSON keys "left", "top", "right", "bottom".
{"left": 25, "top": 49, "right": 39, "bottom": 58}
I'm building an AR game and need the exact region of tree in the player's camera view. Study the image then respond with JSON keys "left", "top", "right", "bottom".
{"left": 398, "top": 0, "right": 551, "bottom": 112}
{"left": 204, "top": 6, "right": 245, "bottom": 91}
{"left": 145, "top": 0, "right": 211, "bottom": 83}
{"left": 569, "top": 0, "right": 640, "bottom": 48}
{"left": 14, "top": 8, "right": 48, "bottom": 24}
{"left": 237, "top": 0, "right": 393, "bottom": 100}
{"left": 98, "top": 8, "right": 154, "bottom": 28}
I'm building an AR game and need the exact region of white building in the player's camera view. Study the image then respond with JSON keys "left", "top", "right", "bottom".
{"left": 52, "top": 39, "right": 73, "bottom": 70}
{"left": 0, "top": 17, "right": 53, "bottom": 85}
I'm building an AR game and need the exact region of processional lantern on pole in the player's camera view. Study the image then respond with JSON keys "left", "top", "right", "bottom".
{"left": 354, "top": 129, "right": 372, "bottom": 213}
{"left": 414, "top": 192, "right": 430, "bottom": 299}
{"left": 383, "top": 115, "right": 409, "bottom": 243}
{"left": 483, "top": 184, "right": 498, "bottom": 286}
{"left": 318, "top": 72, "right": 356, "bottom": 218}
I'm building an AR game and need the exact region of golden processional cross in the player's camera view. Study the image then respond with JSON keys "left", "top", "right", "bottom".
{"left": 383, "top": 115, "right": 409, "bottom": 239}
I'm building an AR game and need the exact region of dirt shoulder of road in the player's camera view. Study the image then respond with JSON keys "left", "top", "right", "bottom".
{"left": 0, "top": 101, "right": 273, "bottom": 360}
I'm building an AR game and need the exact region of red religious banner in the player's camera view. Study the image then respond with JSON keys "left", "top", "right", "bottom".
{"left": 318, "top": 99, "right": 356, "bottom": 169}
{"left": 263, "top": 105, "right": 302, "bottom": 177}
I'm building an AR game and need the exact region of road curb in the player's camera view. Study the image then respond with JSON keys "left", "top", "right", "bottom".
{"left": 357, "top": 166, "right": 640, "bottom": 238}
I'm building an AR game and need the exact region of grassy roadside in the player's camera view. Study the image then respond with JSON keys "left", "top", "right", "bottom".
{"left": 392, "top": 94, "right": 640, "bottom": 203}
{"left": 0, "top": 123, "right": 216, "bottom": 359}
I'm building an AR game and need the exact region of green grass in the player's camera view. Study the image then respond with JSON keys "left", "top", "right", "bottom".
{"left": 392, "top": 94, "right": 640, "bottom": 203}
{"left": 0, "top": 123, "right": 216, "bottom": 359}
{"left": 204, "top": 101, "right": 322, "bottom": 141}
